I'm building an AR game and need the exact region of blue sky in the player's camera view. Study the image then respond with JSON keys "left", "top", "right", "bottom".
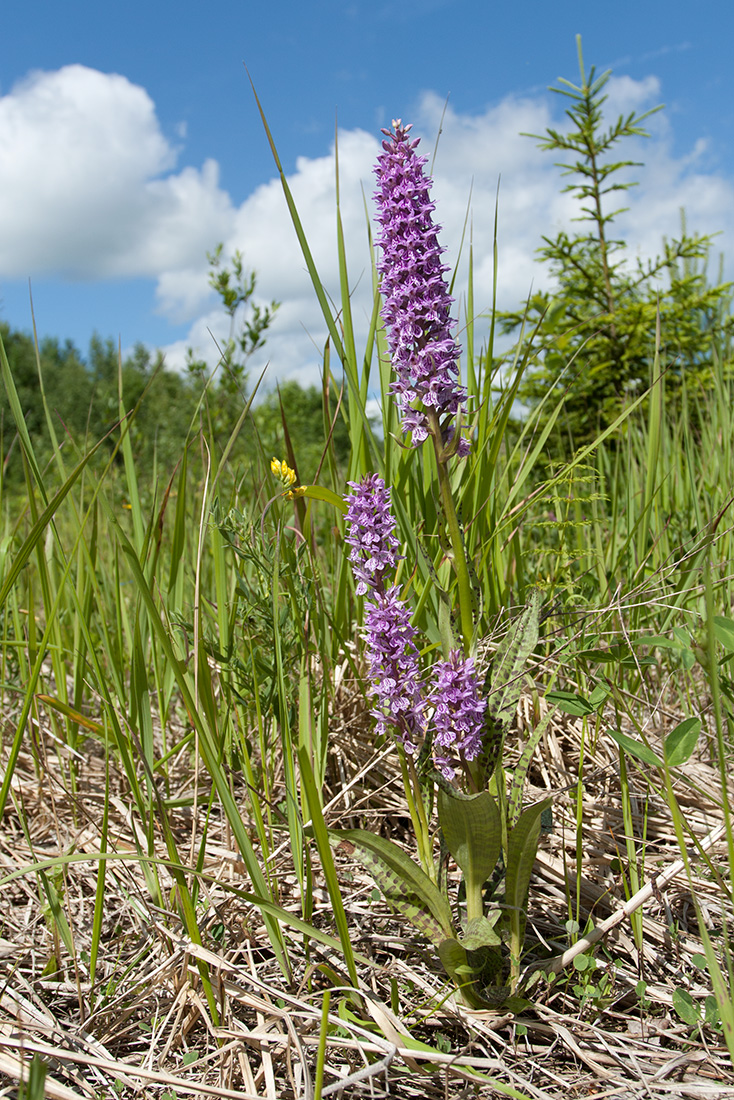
{"left": 2, "top": 0, "right": 734, "bottom": 387}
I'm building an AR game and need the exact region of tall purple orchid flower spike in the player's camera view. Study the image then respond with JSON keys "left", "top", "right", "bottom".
{"left": 374, "top": 120, "right": 469, "bottom": 457}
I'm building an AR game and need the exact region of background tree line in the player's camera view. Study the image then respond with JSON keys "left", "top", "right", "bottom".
{"left": 0, "top": 247, "right": 350, "bottom": 494}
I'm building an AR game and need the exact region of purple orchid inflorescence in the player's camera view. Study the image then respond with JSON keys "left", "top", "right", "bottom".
{"left": 363, "top": 585, "right": 425, "bottom": 753}
{"left": 344, "top": 474, "right": 401, "bottom": 596}
{"left": 345, "top": 474, "right": 486, "bottom": 770}
{"left": 374, "top": 120, "right": 469, "bottom": 455}
{"left": 429, "top": 649, "right": 487, "bottom": 780}
{"left": 345, "top": 474, "right": 424, "bottom": 751}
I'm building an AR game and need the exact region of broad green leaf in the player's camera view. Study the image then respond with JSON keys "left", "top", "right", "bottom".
{"left": 505, "top": 800, "right": 550, "bottom": 921}
{"left": 330, "top": 828, "right": 454, "bottom": 945}
{"left": 608, "top": 728, "right": 662, "bottom": 768}
{"left": 576, "top": 643, "right": 631, "bottom": 663}
{"left": 672, "top": 987, "right": 700, "bottom": 1027}
{"left": 545, "top": 689, "right": 595, "bottom": 717}
{"left": 438, "top": 938, "right": 474, "bottom": 978}
{"left": 460, "top": 914, "right": 502, "bottom": 950}
{"left": 705, "top": 995, "right": 721, "bottom": 1027}
{"left": 619, "top": 655, "right": 657, "bottom": 668}
{"left": 588, "top": 683, "right": 610, "bottom": 708}
{"left": 576, "top": 647, "right": 618, "bottom": 662}
{"left": 438, "top": 788, "right": 501, "bottom": 887}
{"left": 664, "top": 717, "right": 701, "bottom": 767}
{"left": 713, "top": 616, "right": 734, "bottom": 653}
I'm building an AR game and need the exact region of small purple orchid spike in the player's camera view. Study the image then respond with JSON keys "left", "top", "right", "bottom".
{"left": 429, "top": 650, "right": 486, "bottom": 779}
{"left": 344, "top": 474, "right": 401, "bottom": 596}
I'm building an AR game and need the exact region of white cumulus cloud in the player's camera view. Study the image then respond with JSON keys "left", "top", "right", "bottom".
{"left": 0, "top": 65, "right": 234, "bottom": 280}
{"left": 2, "top": 63, "right": 733, "bottom": 389}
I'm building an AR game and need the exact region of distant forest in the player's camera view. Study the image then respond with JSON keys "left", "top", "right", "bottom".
{"left": 0, "top": 322, "right": 351, "bottom": 492}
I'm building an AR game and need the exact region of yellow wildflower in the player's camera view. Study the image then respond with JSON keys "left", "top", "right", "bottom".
{"left": 270, "top": 457, "right": 297, "bottom": 488}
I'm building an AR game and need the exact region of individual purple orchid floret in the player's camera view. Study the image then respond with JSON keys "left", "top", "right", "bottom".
{"left": 374, "top": 120, "right": 469, "bottom": 455}
{"left": 363, "top": 585, "right": 425, "bottom": 753}
{"left": 344, "top": 474, "right": 401, "bottom": 596}
{"left": 429, "top": 650, "right": 486, "bottom": 780}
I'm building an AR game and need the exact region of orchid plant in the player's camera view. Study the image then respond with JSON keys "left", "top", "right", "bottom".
{"left": 280, "top": 121, "right": 550, "bottom": 1007}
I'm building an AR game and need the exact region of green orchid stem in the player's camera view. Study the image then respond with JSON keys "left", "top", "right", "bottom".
{"left": 463, "top": 757, "right": 482, "bottom": 794}
{"left": 399, "top": 746, "right": 436, "bottom": 883}
{"left": 429, "top": 412, "right": 475, "bottom": 651}
{"left": 466, "top": 879, "right": 484, "bottom": 924}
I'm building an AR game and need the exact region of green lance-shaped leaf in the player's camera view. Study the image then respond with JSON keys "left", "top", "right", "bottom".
{"left": 438, "top": 915, "right": 503, "bottom": 1008}
{"left": 329, "top": 828, "right": 454, "bottom": 947}
{"left": 438, "top": 937, "right": 474, "bottom": 980}
{"left": 481, "top": 591, "right": 541, "bottom": 779}
{"left": 505, "top": 798, "right": 551, "bottom": 986}
{"left": 299, "top": 484, "right": 348, "bottom": 513}
{"left": 486, "top": 591, "right": 541, "bottom": 731}
{"left": 544, "top": 689, "right": 597, "bottom": 716}
{"left": 672, "top": 987, "right": 700, "bottom": 1027}
{"left": 608, "top": 727, "right": 662, "bottom": 768}
{"left": 713, "top": 615, "right": 734, "bottom": 653}
{"left": 506, "top": 799, "right": 550, "bottom": 917}
{"left": 438, "top": 788, "right": 502, "bottom": 890}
